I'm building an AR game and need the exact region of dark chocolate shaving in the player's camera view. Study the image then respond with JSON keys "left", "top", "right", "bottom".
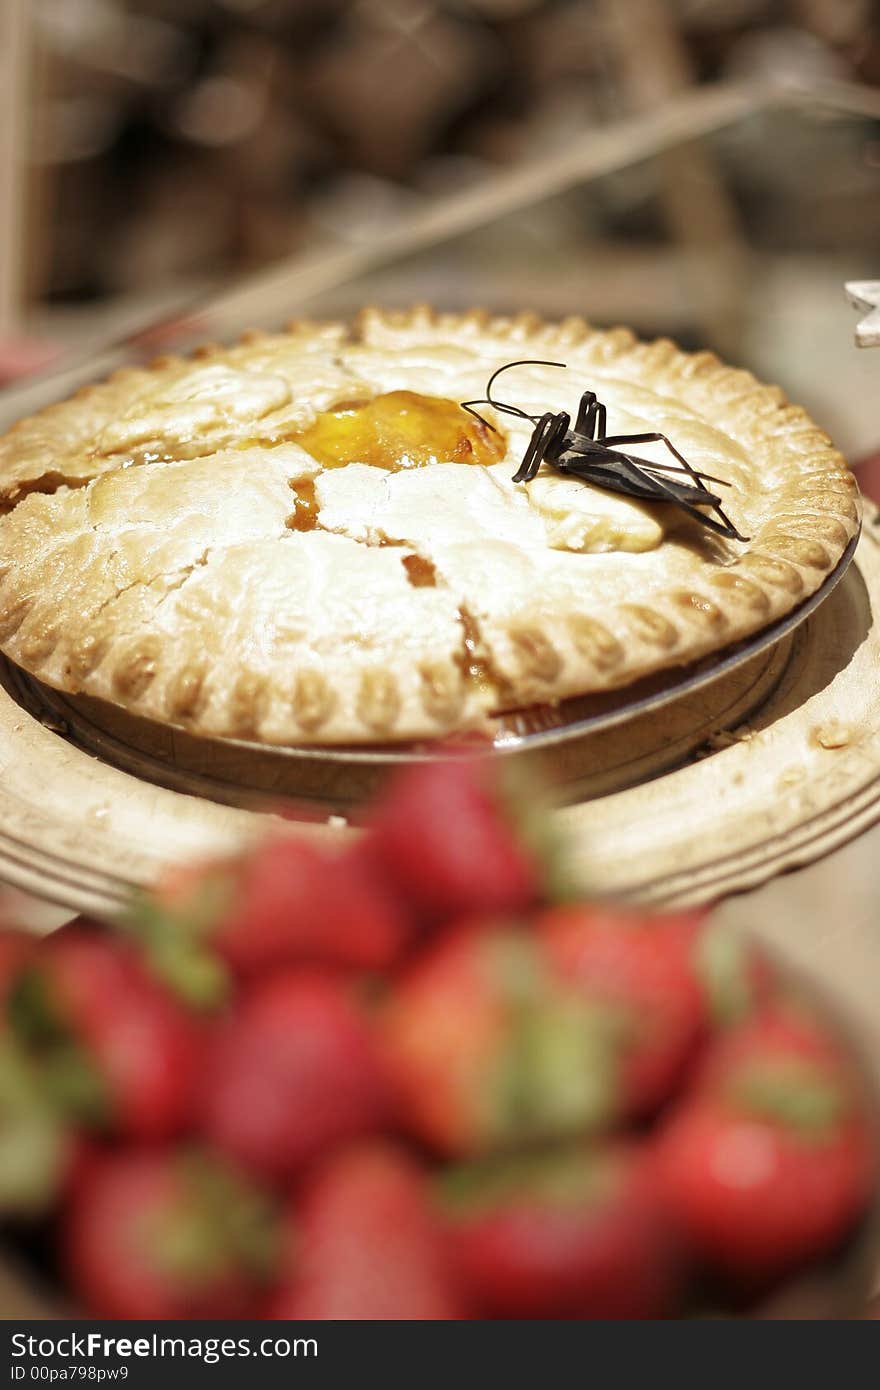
{"left": 462, "top": 361, "right": 749, "bottom": 543}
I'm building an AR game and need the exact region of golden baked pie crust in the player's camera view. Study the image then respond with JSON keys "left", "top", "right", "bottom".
{"left": 0, "top": 307, "right": 861, "bottom": 745}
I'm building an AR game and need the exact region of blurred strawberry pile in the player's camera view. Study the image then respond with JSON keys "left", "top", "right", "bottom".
{"left": 0, "top": 759, "right": 877, "bottom": 1320}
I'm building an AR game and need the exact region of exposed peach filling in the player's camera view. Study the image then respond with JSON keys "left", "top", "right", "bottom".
{"left": 294, "top": 390, "right": 506, "bottom": 474}
{"left": 401, "top": 553, "right": 438, "bottom": 587}
{"left": 286, "top": 478, "right": 318, "bottom": 531}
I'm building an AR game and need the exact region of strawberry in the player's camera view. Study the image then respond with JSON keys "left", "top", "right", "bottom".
{"left": 147, "top": 833, "right": 411, "bottom": 978}
{"left": 265, "top": 1142, "right": 465, "bottom": 1319}
{"left": 538, "top": 905, "right": 775, "bottom": 1115}
{"left": 9, "top": 922, "right": 204, "bottom": 1141}
{"left": 654, "top": 1010, "right": 878, "bottom": 1282}
{"left": 198, "top": 970, "right": 387, "bottom": 1183}
{"left": 692, "top": 1004, "right": 856, "bottom": 1095}
{"left": 380, "top": 921, "right": 618, "bottom": 1156}
{"left": 441, "top": 1144, "right": 680, "bottom": 1318}
{"left": 369, "top": 759, "right": 543, "bottom": 921}
{"left": 63, "top": 1147, "right": 278, "bottom": 1319}
{"left": 538, "top": 904, "right": 708, "bottom": 1116}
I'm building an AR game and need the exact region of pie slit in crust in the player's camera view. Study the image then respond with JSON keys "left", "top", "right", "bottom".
{"left": 0, "top": 309, "right": 860, "bottom": 745}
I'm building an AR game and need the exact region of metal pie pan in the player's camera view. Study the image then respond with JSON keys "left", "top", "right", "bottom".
{"left": 13, "top": 524, "right": 856, "bottom": 770}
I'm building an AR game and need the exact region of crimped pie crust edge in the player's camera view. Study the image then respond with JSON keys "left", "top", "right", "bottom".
{"left": 0, "top": 306, "right": 861, "bottom": 746}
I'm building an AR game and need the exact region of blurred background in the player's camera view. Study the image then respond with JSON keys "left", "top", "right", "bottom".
{"left": 0, "top": 0, "right": 878, "bottom": 454}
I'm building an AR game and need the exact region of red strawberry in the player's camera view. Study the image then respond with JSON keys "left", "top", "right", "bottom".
{"left": 538, "top": 904, "right": 708, "bottom": 1116}
{"left": 265, "top": 1142, "right": 464, "bottom": 1319}
{"left": 9, "top": 922, "right": 204, "bottom": 1141}
{"left": 442, "top": 1143, "right": 680, "bottom": 1318}
{"left": 150, "top": 834, "right": 410, "bottom": 977}
{"left": 654, "top": 1012, "right": 878, "bottom": 1282}
{"left": 369, "top": 759, "right": 542, "bottom": 921}
{"left": 63, "top": 1147, "right": 278, "bottom": 1319}
{"left": 380, "top": 921, "right": 617, "bottom": 1156}
{"left": 198, "top": 970, "right": 387, "bottom": 1182}
{"left": 692, "top": 1004, "right": 856, "bottom": 1095}
{"left": 538, "top": 905, "right": 775, "bottom": 1116}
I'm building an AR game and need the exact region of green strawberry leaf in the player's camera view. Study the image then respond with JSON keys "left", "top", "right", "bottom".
{"left": 153, "top": 1151, "right": 279, "bottom": 1287}
{"left": 731, "top": 1059, "right": 849, "bottom": 1139}
{"left": 0, "top": 1037, "right": 71, "bottom": 1216}
{"left": 694, "top": 922, "right": 758, "bottom": 1027}
{"left": 8, "top": 968, "right": 109, "bottom": 1128}
{"left": 495, "top": 761, "right": 576, "bottom": 903}
{"left": 438, "top": 1146, "right": 617, "bottom": 1216}
{"left": 484, "top": 931, "right": 619, "bottom": 1146}
{"left": 121, "top": 893, "right": 231, "bottom": 1011}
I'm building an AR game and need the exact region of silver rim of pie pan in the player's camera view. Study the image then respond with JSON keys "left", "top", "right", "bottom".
{"left": 1, "top": 526, "right": 859, "bottom": 769}
{"left": 333, "top": 525, "right": 860, "bottom": 760}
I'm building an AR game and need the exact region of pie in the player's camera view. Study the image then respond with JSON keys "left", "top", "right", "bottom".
{"left": 0, "top": 307, "right": 860, "bottom": 745}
